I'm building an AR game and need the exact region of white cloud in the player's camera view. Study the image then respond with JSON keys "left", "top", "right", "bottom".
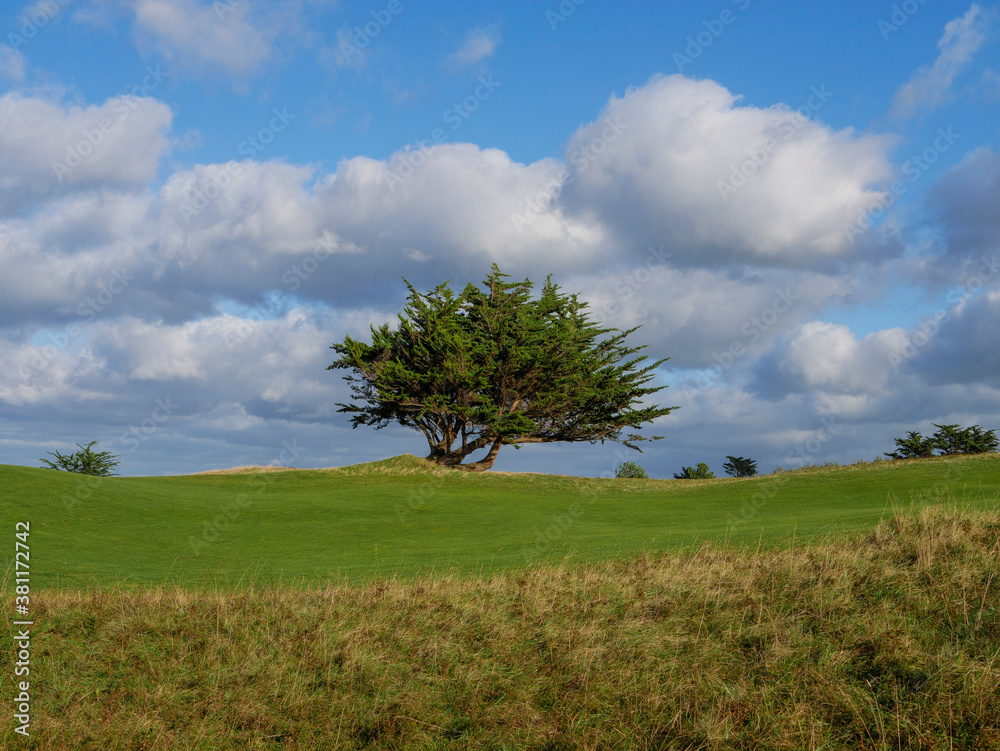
{"left": 158, "top": 161, "right": 326, "bottom": 261}
{"left": 4, "top": 70, "right": 997, "bottom": 476}
{"left": 890, "top": 3, "right": 992, "bottom": 119}
{"left": 0, "top": 93, "right": 172, "bottom": 216}
{"left": 565, "top": 266, "right": 854, "bottom": 370}
{"left": 0, "top": 74, "right": 901, "bottom": 347}
{"left": 0, "top": 45, "right": 27, "bottom": 81}
{"left": 403, "top": 248, "right": 432, "bottom": 262}
{"left": 129, "top": 0, "right": 273, "bottom": 77}
{"left": 560, "top": 75, "right": 895, "bottom": 267}
{"left": 316, "top": 145, "right": 607, "bottom": 272}
{"left": 753, "top": 321, "right": 910, "bottom": 397}
{"left": 445, "top": 25, "right": 501, "bottom": 69}
{"left": 0, "top": 335, "right": 110, "bottom": 406}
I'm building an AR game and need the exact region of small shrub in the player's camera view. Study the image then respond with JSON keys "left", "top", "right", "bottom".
{"left": 673, "top": 462, "right": 714, "bottom": 480}
{"left": 615, "top": 461, "right": 647, "bottom": 479}
{"left": 40, "top": 441, "right": 120, "bottom": 477}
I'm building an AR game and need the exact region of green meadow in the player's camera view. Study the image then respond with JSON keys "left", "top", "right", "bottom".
{"left": 3, "top": 454, "right": 1000, "bottom": 749}
{"left": 2, "top": 452, "right": 998, "bottom": 589}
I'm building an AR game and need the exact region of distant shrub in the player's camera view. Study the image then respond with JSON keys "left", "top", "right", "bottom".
{"left": 615, "top": 461, "right": 647, "bottom": 479}
{"left": 673, "top": 462, "right": 714, "bottom": 480}
{"left": 40, "top": 441, "right": 120, "bottom": 476}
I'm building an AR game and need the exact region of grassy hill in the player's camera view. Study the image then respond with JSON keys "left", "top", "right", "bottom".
{"left": 2, "top": 452, "right": 998, "bottom": 589}
{"left": 4, "top": 455, "right": 1000, "bottom": 749}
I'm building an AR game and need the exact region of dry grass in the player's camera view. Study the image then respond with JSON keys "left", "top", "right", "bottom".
{"left": 5, "top": 506, "right": 1000, "bottom": 749}
{"left": 188, "top": 465, "right": 304, "bottom": 475}
{"left": 192, "top": 454, "right": 610, "bottom": 481}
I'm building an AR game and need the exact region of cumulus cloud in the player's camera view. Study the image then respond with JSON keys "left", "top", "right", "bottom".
{"left": 445, "top": 25, "right": 501, "bottom": 69}
{"left": 0, "top": 334, "right": 110, "bottom": 406}
{"left": 0, "top": 190, "right": 157, "bottom": 327}
{"left": 0, "top": 73, "right": 904, "bottom": 361}
{"left": 890, "top": 4, "right": 992, "bottom": 119}
{"left": 0, "top": 92, "right": 172, "bottom": 216}
{"left": 564, "top": 265, "right": 858, "bottom": 370}
{"left": 929, "top": 147, "right": 1000, "bottom": 272}
{"left": 751, "top": 321, "right": 909, "bottom": 399}
{"left": 559, "top": 75, "right": 895, "bottom": 268}
{"left": 910, "top": 290, "right": 1000, "bottom": 386}
{"left": 0, "top": 303, "right": 411, "bottom": 473}
{"left": 4, "top": 70, "right": 995, "bottom": 476}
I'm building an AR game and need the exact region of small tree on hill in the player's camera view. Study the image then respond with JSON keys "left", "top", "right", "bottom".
{"left": 40, "top": 441, "right": 120, "bottom": 476}
{"left": 328, "top": 265, "right": 676, "bottom": 471}
{"left": 674, "top": 462, "right": 714, "bottom": 480}
{"left": 885, "top": 431, "right": 937, "bottom": 459}
{"left": 722, "top": 456, "right": 758, "bottom": 477}
{"left": 615, "top": 461, "right": 648, "bottom": 479}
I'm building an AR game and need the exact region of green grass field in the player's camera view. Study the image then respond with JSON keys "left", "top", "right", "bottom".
{"left": 4, "top": 454, "right": 1000, "bottom": 749}
{"left": 2, "top": 452, "right": 998, "bottom": 589}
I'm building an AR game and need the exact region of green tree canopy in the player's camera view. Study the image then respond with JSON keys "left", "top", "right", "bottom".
{"left": 328, "top": 265, "right": 675, "bottom": 471}
{"left": 40, "top": 441, "right": 120, "bottom": 476}
{"left": 722, "top": 456, "right": 758, "bottom": 478}
{"left": 885, "top": 424, "right": 998, "bottom": 459}
{"left": 615, "top": 461, "right": 648, "bottom": 479}
{"left": 673, "top": 462, "right": 714, "bottom": 480}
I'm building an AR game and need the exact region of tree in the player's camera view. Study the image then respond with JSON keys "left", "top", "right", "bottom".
{"left": 615, "top": 461, "right": 648, "bottom": 479}
{"left": 40, "top": 441, "right": 120, "bottom": 476}
{"left": 885, "top": 424, "right": 998, "bottom": 459}
{"left": 722, "top": 456, "right": 757, "bottom": 477}
{"left": 884, "top": 431, "right": 937, "bottom": 459}
{"left": 328, "top": 265, "right": 676, "bottom": 471}
{"left": 930, "top": 424, "right": 998, "bottom": 455}
{"left": 674, "top": 462, "right": 714, "bottom": 480}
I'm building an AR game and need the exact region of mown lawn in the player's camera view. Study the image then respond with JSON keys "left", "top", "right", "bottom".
{"left": 2, "top": 453, "right": 998, "bottom": 589}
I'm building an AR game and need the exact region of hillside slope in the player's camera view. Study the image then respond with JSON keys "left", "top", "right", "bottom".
{"left": 2, "top": 454, "right": 998, "bottom": 588}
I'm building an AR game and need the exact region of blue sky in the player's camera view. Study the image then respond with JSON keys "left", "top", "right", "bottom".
{"left": 1, "top": 0, "right": 998, "bottom": 478}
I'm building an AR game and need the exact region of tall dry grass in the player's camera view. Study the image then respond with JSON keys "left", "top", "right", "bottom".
{"left": 5, "top": 506, "right": 999, "bottom": 749}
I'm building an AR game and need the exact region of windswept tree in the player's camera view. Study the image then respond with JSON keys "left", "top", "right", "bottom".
{"left": 40, "top": 441, "right": 120, "bottom": 476}
{"left": 931, "top": 424, "right": 998, "bottom": 455}
{"left": 884, "top": 431, "right": 937, "bottom": 459}
{"left": 722, "top": 456, "right": 758, "bottom": 478}
{"left": 328, "top": 265, "right": 675, "bottom": 471}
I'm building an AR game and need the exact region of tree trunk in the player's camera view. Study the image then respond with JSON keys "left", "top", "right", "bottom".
{"left": 457, "top": 436, "right": 504, "bottom": 472}
{"left": 425, "top": 434, "right": 494, "bottom": 468}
